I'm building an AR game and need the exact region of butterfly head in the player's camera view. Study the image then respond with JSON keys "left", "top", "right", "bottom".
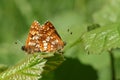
{"left": 21, "top": 46, "right": 26, "bottom": 51}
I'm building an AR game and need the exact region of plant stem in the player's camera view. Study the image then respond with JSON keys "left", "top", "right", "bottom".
{"left": 109, "top": 50, "right": 116, "bottom": 80}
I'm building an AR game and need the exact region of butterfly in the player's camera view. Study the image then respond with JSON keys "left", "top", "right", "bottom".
{"left": 22, "top": 20, "right": 65, "bottom": 54}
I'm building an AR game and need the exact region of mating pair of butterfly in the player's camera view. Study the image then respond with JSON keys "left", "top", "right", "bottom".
{"left": 22, "top": 20, "right": 65, "bottom": 54}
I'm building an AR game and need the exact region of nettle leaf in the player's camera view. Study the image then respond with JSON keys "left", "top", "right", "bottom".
{"left": 0, "top": 65, "right": 8, "bottom": 73}
{"left": 93, "top": 0, "right": 120, "bottom": 25}
{"left": 0, "top": 53, "right": 65, "bottom": 80}
{"left": 81, "top": 23, "right": 120, "bottom": 54}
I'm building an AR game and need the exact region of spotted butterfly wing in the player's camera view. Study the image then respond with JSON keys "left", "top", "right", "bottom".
{"left": 22, "top": 20, "right": 65, "bottom": 54}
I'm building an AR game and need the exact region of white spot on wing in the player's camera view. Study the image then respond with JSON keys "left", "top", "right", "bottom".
{"left": 46, "top": 36, "right": 50, "bottom": 41}
{"left": 31, "top": 26, "right": 34, "bottom": 28}
{"left": 50, "top": 36, "right": 53, "bottom": 39}
{"left": 47, "top": 27, "right": 49, "bottom": 30}
{"left": 30, "top": 31, "right": 36, "bottom": 35}
{"left": 36, "top": 44, "right": 40, "bottom": 48}
{"left": 44, "top": 46, "right": 47, "bottom": 50}
{"left": 55, "top": 39, "right": 58, "bottom": 43}
{"left": 28, "top": 42, "right": 36, "bottom": 46}
{"left": 51, "top": 41, "right": 55, "bottom": 45}
{"left": 51, "top": 39, "right": 58, "bottom": 45}
{"left": 43, "top": 40, "right": 46, "bottom": 43}
{"left": 39, "top": 34, "right": 43, "bottom": 36}
{"left": 33, "top": 35, "right": 39, "bottom": 40}
{"left": 43, "top": 42, "right": 48, "bottom": 47}
{"left": 51, "top": 45, "right": 54, "bottom": 47}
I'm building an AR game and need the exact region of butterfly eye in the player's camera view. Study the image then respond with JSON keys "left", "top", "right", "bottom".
{"left": 21, "top": 46, "right": 26, "bottom": 51}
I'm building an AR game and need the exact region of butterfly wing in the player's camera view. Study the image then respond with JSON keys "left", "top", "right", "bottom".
{"left": 22, "top": 20, "right": 41, "bottom": 53}
{"left": 39, "top": 21, "right": 65, "bottom": 52}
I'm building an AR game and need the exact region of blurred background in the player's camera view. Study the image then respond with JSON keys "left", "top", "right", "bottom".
{"left": 0, "top": 0, "right": 120, "bottom": 80}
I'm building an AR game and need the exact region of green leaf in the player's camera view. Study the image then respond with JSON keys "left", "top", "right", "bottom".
{"left": 0, "top": 53, "right": 65, "bottom": 80}
{"left": 0, "top": 65, "right": 8, "bottom": 73}
{"left": 93, "top": 0, "right": 120, "bottom": 25}
{"left": 81, "top": 23, "right": 120, "bottom": 54}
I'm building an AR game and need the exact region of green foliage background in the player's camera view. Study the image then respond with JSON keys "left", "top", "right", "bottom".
{"left": 0, "top": 0, "right": 120, "bottom": 80}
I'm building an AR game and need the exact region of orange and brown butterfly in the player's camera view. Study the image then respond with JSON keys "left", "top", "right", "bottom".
{"left": 22, "top": 20, "right": 65, "bottom": 54}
